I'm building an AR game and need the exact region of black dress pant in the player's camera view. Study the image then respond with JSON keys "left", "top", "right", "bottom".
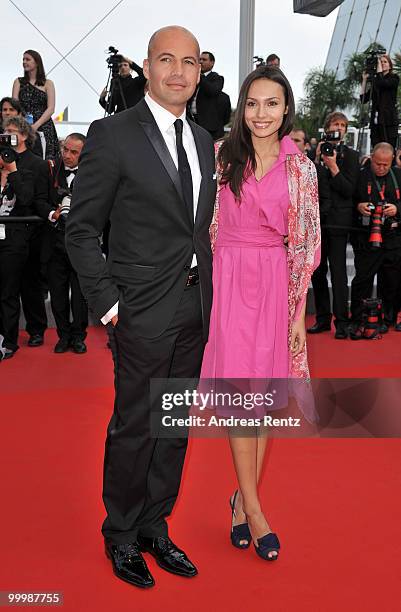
{"left": 46, "top": 244, "right": 88, "bottom": 341}
{"left": 21, "top": 224, "right": 48, "bottom": 337}
{"left": 311, "top": 227, "right": 349, "bottom": 327}
{"left": 102, "top": 283, "right": 204, "bottom": 544}
{"left": 351, "top": 246, "right": 401, "bottom": 324}
{"left": 0, "top": 227, "right": 29, "bottom": 351}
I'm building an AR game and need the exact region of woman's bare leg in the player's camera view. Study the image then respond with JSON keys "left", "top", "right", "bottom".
{"left": 230, "top": 430, "right": 277, "bottom": 557}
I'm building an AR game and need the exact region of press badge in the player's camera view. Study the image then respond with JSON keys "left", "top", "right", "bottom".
{"left": 0, "top": 224, "right": 5, "bottom": 240}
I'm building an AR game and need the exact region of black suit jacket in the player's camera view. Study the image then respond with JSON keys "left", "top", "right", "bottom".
{"left": 320, "top": 145, "right": 360, "bottom": 233}
{"left": 191, "top": 71, "right": 224, "bottom": 132}
{"left": 66, "top": 99, "right": 216, "bottom": 339}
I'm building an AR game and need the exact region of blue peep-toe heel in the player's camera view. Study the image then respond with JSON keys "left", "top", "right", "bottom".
{"left": 229, "top": 491, "right": 251, "bottom": 549}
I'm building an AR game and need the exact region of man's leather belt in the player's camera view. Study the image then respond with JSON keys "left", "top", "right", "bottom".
{"left": 186, "top": 266, "right": 199, "bottom": 287}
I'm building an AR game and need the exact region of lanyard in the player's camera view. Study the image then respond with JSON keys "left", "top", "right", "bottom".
{"left": 372, "top": 169, "right": 400, "bottom": 203}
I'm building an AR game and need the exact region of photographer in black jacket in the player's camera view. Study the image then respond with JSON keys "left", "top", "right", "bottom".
{"left": 360, "top": 53, "right": 399, "bottom": 150}
{"left": 43, "top": 133, "right": 88, "bottom": 354}
{"left": 0, "top": 116, "right": 49, "bottom": 358}
{"left": 350, "top": 142, "right": 401, "bottom": 336}
{"left": 99, "top": 57, "right": 146, "bottom": 114}
{"left": 307, "top": 112, "right": 360, "bottom": 339}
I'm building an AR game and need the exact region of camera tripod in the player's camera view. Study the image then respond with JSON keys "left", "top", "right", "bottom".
{"left": 103, "top": 61, "right": 128, "bottom": 117}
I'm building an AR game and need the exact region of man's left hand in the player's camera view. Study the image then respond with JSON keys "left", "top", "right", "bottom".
{"left": 383, "top": 203, "right": 398, "bottom": 217}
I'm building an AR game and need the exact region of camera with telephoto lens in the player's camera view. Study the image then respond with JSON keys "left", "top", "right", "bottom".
{"left": 364, "top": 47, "right": 386, "bottom": 78}
{"left": 0, "top": 134, "right": 18, "bottom": 164}
{"left": 320, "top": 131, "right": 344, "bottom": 157}
{"left": 361, "top": 297, "right": 383, "bottom": 339}
{"left": 55, "top": 187, "right": 72, "bottom": 230}
{"left": 106, "top": 46, "right": 124, "bottom": 78}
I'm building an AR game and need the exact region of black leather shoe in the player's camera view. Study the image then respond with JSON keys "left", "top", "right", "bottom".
{"left": 105, "top": 542, "right": 155, "bottom": 589}
{"left": 395, "top": 322, "right": 401, "bottom": 332}
{"left": 54, "top": 338, "right": 70, "bottom": 353}
{"left": 3, "top": 348, "right": 16, "bottom": 360}
{"left": 306, "top": 322, "right": 331, "bottom": 334}
{"left": 334, "top": 327, "right": 348, "bottom": 339}
{"left": 349, "top": 324, "right": 363, "bottom": 340}
{"left": 71, "top": 339, "right": 87, "bottom": 354}
{"left": 138, "top": 536, "right": 198, "bottom": 577}
{"left": 28, "top": 334, "right": 44, "bottom": 347}
{"left": 379, "top": 323, "right": 389, "bottom": 334}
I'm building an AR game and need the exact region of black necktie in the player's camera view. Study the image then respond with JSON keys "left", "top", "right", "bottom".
{"left": 174, "top": 119, "right": 193, "bottom": 224}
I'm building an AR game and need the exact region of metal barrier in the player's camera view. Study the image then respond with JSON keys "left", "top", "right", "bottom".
{"left": 0, "top": 216, "right": 43, "bottom": 223}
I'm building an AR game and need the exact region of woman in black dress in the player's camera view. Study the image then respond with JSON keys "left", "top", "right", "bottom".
{"left": 12, "top": 49, "right": 60, "bottom": 161}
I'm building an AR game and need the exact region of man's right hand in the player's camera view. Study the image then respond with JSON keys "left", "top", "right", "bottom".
{"left": 111, "top": 314, "right": 119, "bottom": 326}
{"left": 358, "top": 202, "right": 372, "bottom": 216}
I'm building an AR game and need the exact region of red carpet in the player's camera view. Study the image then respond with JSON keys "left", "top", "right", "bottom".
{"left": 1, "top": 322, "right": 400, "bottom": 611}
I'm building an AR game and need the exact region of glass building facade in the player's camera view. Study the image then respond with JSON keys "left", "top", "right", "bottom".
{"left": 325, "top": 0, "right": 401, "bottom": 77}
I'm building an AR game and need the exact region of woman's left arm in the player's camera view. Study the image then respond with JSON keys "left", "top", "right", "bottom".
{"left": 32, "top": 79, "right": 56, "bottom": 131}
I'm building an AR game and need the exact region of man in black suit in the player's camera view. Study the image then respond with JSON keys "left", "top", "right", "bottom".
{"left": 43, "top": 133, "right": 88, "bottom": 354}
{"left": 189, "top": 51, "right": 224, "bottom": 140}
{"left": 66, "top": 26, "right": 216, "bottom": 589}
{"left": 307, "top": 112, "right": 360, "bottom": 339}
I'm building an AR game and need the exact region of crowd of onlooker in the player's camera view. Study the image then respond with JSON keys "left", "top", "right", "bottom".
{"left": 1, "top": 47, "right": 401, "bottom": 361}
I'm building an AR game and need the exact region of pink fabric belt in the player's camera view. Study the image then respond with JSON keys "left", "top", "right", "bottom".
{"left": 216, "top": 226, "right": 285, "bottom": 249}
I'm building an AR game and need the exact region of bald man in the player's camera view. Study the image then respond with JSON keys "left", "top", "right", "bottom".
{"left": 66, "top": 26, "right": 216, "bottom": 587}
{"left": 350, "top": 142, "right": 401, "bottom": 337}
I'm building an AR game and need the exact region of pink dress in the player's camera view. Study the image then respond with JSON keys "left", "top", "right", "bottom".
{"left": 201, "top": 135, "right": 301, "bottom": 379}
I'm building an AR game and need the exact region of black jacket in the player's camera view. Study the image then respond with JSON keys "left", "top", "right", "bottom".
{"left": 190, "top": 71, "right": 224, "bottom": 132}
{"left": 361, "top": 72, "right": 399, "bottom": 127}
{"left": 315, "top": 163, "right": 332, "bottom": 223}
{"left": 0, "top": 149, "right": 49, "bottom": 228}
{"left": 99, "top": 62, "right": 146, "bottom": 114}
{"left": 319, "top": 145, "right": 360, "bottom": 233}
{"left": 66, "top": 99, "right": 216, "bottom": 338}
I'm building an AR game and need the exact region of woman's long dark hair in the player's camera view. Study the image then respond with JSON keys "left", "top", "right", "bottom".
{"left": 218, "top": 66, "right": 295, "bottom": 200}
{"left": 21, "top": 50, "right": 46, "bottom": 86}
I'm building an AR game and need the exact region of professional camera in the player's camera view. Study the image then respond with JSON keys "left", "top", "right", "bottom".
{"left": 0, "top": 134, "right": 18, "bottom": 164}
{"left": 364, "top": 47, "right": 386, "bottom": 77}
{"left": 350, "top": 297, "right": 383, "bottom": 340}
{"left": 367, "top": 201, "right": 394, "bottom": 248}
{"left": 361, "top": 297, "right": 383, "bottom": 339}
{"left": 320, "top": 130, "right": 343, "bottom": 157}
{"left": 106, "top": 46, "right": 124, "bottom": 78}
{"left": 54, "top": 187, "right": 72, "bottom": 230}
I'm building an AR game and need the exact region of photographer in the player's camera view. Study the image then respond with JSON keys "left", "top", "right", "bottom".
{"left": 43, "top": 133, "right": 88, "bottom": 354}
{"left": 350, "top": 143, "right": 401, "bottom": 337}
{"left": 99, "top": 56, "right": 146, "bottom": 114}
{"left": 307, "top": 112, "right": 360, "bottom": 339}
{"left": 361, "top": 53, "right": 399, "bottom": 150}
{"left": 290, "top": 127, "right": 332, "bottom": 220}
{"left": 0, "top": 117, "right": 49, "bottom": 359}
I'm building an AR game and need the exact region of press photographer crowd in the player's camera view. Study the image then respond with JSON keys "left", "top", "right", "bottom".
{"left": 1, "top": 46, "right": 401, "bottom": 361}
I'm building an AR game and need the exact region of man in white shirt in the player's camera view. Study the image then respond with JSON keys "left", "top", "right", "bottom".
{"left": 66, "top": 26, "right": 216, "bottom": 589}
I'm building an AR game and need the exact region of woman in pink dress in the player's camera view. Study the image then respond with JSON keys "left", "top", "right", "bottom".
{"left": 200, "top": 66, "right": 320, "bottom": 560}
